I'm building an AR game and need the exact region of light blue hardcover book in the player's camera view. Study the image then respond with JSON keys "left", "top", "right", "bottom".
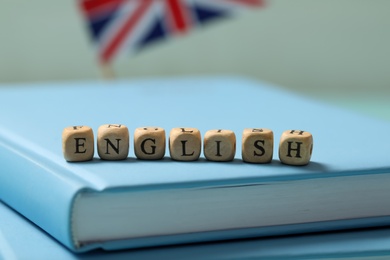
{"left": 1, "top": 200, "right": 390, "bottom": 259}
{"left": 0, "top": 77, "right": 389, "bottom": 253}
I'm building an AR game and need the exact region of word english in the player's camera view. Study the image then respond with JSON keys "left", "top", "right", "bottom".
{"left": 62, "top": 125, "right": 313, "bottom": 166}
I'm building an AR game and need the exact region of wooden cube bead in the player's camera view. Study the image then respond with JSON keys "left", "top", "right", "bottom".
{"left": 279, "top": 130, "right": 313, "bottom": 166}
{"left": 204, "top": 129, "right": 236, "bottom": 162}
{"left": 62, "top": 126, "right": 94, "bottom": 162}
{"left": 134, "top": 127, "right": 166, "bottom": 160}
{"left": 169, "top": 128, "right": 201, "bottom": 161}
{"left": 242, "top": 128, "right": 273, "bottom": 163}
{"left": 97, "top": 124, "right": 129, "bottom": 160}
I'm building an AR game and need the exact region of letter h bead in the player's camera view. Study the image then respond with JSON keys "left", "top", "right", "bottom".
{"left": 279, "top": 130, "right": 313, "bottom": 165}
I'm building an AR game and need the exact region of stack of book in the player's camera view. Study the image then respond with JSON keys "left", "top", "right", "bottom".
{"left": 0, "top": 77, "right": 390, "bottom": 257}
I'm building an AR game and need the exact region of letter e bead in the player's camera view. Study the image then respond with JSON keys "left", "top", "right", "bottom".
{"left": 62, "top": 126, "right": 94, "bottom": 162}
{"left": 134, "top": 127, "right": 166, "bottom": 160}
{"left": 242, "top": 128, "right": 273, "bottom": 163}
{"left": 204, "top": 129, "right": 236, "bottom": 162}
{"left": 279, "top": 130, "right": 313, "bottom": 166}
{"left": 97, "top": 124, "right": 129, "bottom": 160}
{"left": 169, "top": 128, "right": 201, "bottom": 161}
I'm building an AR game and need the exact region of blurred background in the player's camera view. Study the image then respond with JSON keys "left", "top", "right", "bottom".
{"left": 1, "top": 0, "right": 389, "bottom": 119}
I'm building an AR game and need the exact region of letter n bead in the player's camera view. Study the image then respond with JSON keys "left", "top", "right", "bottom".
{"left": 169, "top": 128, "right": 201, "bottom": 161}
{"left": 134, "top": 127, "right": 166, "bottom": 160}
{"left": 279, "top": 130, "right": 313, "bottom": 166}
{"left": 62, "top": 126, "right": 94, "bottom": 162}
{"left": 204, "top": 129, "right": 236, "bottom": 162}
{"left": 242, "top": 128, "right": 273, "bottom": 163}
{"left": 97, "top": 124, "right": 129, "bottom": 160}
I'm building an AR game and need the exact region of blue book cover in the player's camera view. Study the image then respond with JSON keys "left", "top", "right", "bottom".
{"left": 0, "top": 76, "right": 389, "bottom": 252}
{"left": 1, "top": 200, "right": 390, "bottom": 259}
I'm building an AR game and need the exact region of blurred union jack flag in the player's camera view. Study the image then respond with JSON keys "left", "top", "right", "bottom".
{"left": 79, "top": 0, "right": 264, "bottom": 64}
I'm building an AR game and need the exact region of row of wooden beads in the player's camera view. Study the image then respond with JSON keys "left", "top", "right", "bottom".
{"left": 62, "top": 125, "right": 313, "bottom": 166}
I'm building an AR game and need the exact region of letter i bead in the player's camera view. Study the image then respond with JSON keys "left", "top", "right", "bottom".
{"left": 62, "top": 126, "right": 94, "bottom": 162}
{"left": 169, "top": 128, "right": 201, "bottom": 161}
{"left": 204, "top": 129, "right": 236, "bottom": 162}
{"left": 134, "top": 127, "right": 166, "bottom": 160}
{"left": 97, "top": 124, "right": 129, "bottom": 160}
{"left": 279, "top": 130, "right": 313, "bottom": 166}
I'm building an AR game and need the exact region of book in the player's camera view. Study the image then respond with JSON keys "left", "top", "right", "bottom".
{"left": 0, "top": 76, "right": 390, "bottom": 253}
{"left": 1, "top": 200, "right": 390, "bottom": 259}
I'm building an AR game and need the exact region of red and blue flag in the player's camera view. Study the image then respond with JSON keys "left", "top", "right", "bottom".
{"left": 79, "top": 0, "right": 264, "bottom": 64}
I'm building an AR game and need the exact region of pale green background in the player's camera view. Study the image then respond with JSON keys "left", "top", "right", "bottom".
{"left": 0, "top": 0, "right": 389, "bottom": 119}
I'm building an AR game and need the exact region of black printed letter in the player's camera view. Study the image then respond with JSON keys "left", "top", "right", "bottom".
{"left": 181, "top": 140, "right": 194, "bottom": 156}
{"left": 105, "top": 139, "right": 121, "bottom": 154}
{"left": 215, "top": 141, "right": 222, "bottom": 157}
{"left": 141, "top": 138, "right": 156, "bottom": 155}
{"left": 252, "top": 128, "right": 263, "bottom": 133}
{"left": 290, "top": 130, "right": 304, "bottom": 135}
{"left": 74, "top": 138, "right": 86, "bottom": 154}
{"left": 181, "top": 128, "right": 193, "bottom": 133}
{"left": 286, "top": 141, "right": 302, "bottom": 158}
{"left": 253, "top": 140, "right": 265, "bottom": 157}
